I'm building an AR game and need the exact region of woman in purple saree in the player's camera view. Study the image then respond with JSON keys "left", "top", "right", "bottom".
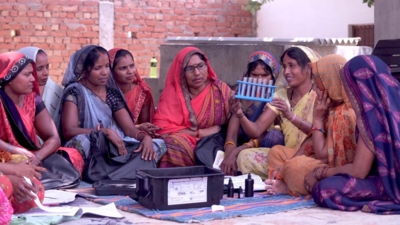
{"left": 309, "top": 55, "right": 400, "bottom": 214}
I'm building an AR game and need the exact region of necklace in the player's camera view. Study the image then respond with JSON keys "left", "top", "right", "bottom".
{"left": 83, "top": 79, "right": 104, "bottom": 97}
{"left": 290, "top": 83, "right": 314, "bottom": 111}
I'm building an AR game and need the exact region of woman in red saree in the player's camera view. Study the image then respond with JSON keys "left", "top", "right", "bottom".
{"left": 153, "top": 47, "right": 232, "bottom": 167}
{"left": 0, "top": 52, "right": 53, "bottom": 214}
{"left": 0, "top": 52, "right": 79, "bottom": 191}
{"left": 108, "top": 49, "right": 156, "bottom": 125}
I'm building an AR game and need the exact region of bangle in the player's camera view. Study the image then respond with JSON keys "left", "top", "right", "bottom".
{"left": 299, "top": 119, "right": 304, "bottom": 129}
{"left": 289, "top": 113, "right": 296, "bottom": 122}
{"left": 244, "top": 142, "right": 254, "bottom": 148}
{"left": 6, "top": 143, "right": 11, "bottom": 152}
{"left": 251, "top": 139, "right": 259, "bottom": 148}
{"left": 34, "top": 153, "right": 41, "bottom": 160}
{"left": 135, "top": 131, "right": 148, "bottom": 140}
{"left": 224, "top": 141, "right": 236, "bottom": 148}
{"left": 312, "top": 127, "right": 326, "bottom": 134}
{"left": 196, "top": 129, "right": 200, "bottom": 138}
{"left": 307, "top": 127, "right": 326, "bottom": 136}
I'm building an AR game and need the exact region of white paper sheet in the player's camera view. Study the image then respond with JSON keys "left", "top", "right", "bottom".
{"left": 224, "top": 174, "right": 266, "bottom": 191}
{"left": 43, "top": 190, "right": 78, "bottom": 205}
{"left": 19, "top": 177, "right": 122, "bottom": 218}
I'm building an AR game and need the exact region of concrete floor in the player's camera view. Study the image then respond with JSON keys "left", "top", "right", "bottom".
{"left": 60, "top": 198, "right": 400, "bottom": 225}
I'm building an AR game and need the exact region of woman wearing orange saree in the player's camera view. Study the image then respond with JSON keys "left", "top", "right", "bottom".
{"left": 265, "top": 55, "right": 357, "bottom": 196}
{"left": 153, "top": 47, "right": 232, "bottom": 167}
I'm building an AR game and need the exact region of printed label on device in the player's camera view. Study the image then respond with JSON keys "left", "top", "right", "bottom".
{"left": 168, "top": 177, "right": 208, "bottom": 205}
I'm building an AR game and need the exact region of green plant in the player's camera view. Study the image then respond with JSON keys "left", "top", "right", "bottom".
{"left": 244, "top": 0, "right": 374, "bottom": 15}
{"left": 363, "top": 0, "right": 374, "bottom": 7}
{"left": 244, "top": 0, "right": 273, "bottom": 15}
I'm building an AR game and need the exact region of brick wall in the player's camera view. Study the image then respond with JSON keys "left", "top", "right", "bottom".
{"left": 0, "top": 0, "right": 253, "bottom": 83}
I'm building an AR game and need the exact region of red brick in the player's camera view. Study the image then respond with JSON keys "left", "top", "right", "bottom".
{"left": 78, "top": 6, "right": 95, "bottom": 12}
{"left": 62, "top": 5, "right": 78, "bottom": 12}
{"left": 66, "top": 0, "right": 82, "bottom": 6}
{"left": 47, "top": 5, "right": 63, "bottom": 11}
{"left": 115, "top": 7, "right": 130, "bottom": 13}
{"left": 204, "top": 22, "right": 217, "bottom": 27}
{"left": 0, "top": 4, "right": 12, "bottom": 10}
{"left": 80, "top": 19, "right": 96, "bottom": 25}
{"left": 147, "top": 2, "right": 161, "bottom": 7}
{"left": 161, "top": 9, "right": 174, "bottom": 14}
{"left": 189, "top": 21, "right": 204, "bottom": 27}
{"left": 0, "top": 43, "right": 16, "bottom": 50}
{"left": 49, "top": 44, "right": 65, "bottom": 50}
{"left": 51, "top": 31, "right": 67, "bottom": 37}
{"left": 30, "top": 18, "right": 47, "bottom": 23}
{"left": 82, "top": 31, "right": 98, "bottom": 38}
{"left": 145, "top": 20, "right": 159, "bottom": 26}
{"left": 139, "top": 27, "right": 154, "bottom": 32}
{"left": 174, "top": 8, "right": 188, "bottom": 15}
{"left": 154, "top": 27, "right": 168, "bottom": 33}
{"left": 83, "top": 1, "right": 98, "bottom": 6}
{"left": 13, "top": 17, "right": 28, "bottom": 23}
{"left": 146, "top": 8, "right": 160, "bottom": 14}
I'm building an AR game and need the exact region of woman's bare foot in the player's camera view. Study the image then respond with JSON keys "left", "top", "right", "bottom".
{"left": 265, "top": 179, "right": 289, "bottom": 195}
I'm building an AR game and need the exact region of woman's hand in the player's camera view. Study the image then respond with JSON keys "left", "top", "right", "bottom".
{"left": 220, "top": 147, "right": 240, "bottom": 176}
{"left": 102, "top": 128, "right": 127, "bottom": 156}
{"left": 13, "top": 163, "right": 47, "bottom": 179}
{"left": 13, "top": 147, "right": 35, "bottom": 161}
{"left": 304, "top": 171, "right": 318, "bottom": 193}
{"left": 313, "top": 90, "right": 330, "bottom": 123}
{"left": 228, "top": 96, "right": 244, "bottom": 118}
{"left": 138, "top": 123, "right": 162, "bottom": 138}
{"left": 134, "top": 135, "right": 156, "bottom": 161}
{"left": 7, "top": 175, "right": 40, "bottom": 202}
{"left": 270, "top": 98, "right": 293, "bottom": 120}
{"left": 199, "top": 125, "right": 221, "bottom": 138}
{"left": 30, "top": 154, "right": 42, "bottom": 166}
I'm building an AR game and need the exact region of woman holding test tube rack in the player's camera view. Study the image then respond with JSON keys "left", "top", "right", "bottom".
{"left": 221, "top": 51, "right": 284, "bottom": 176}
{"left": 229, "top": 46, "right": 322, "bottom": 180}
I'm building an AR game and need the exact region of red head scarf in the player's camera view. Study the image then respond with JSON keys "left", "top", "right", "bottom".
{"left": 153, "top": 47, "right": 218, "bottom": 134}
{"left": 0, "top": 52, "right": 39, "bottom": 94}
{"left": 108, "top": 48, "right": 155, "bottom": 124}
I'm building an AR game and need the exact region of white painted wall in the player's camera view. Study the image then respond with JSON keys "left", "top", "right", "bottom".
{"left": 256, "top": 0, "right": 374, "bottom": 38}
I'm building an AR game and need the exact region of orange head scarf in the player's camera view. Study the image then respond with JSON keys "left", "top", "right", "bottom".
{"left": 153, "top": 47, "right": 217, "bottom": 134}
{"left": 312, "top": 54, "right": 350, "bottom": 108}
{"left": 108, "top": 48, "right": 155, "bottom": 124}
{"left": 311, "top": 54, "right": 356, "bottom": 167}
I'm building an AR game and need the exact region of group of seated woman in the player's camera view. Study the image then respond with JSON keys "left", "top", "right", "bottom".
{"left": 1, "top": 43, "right": 400, "bottom": 217}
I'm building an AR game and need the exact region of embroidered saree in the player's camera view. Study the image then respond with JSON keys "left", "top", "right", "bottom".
{"left": 108, "top": 48, "right": 155, "bottom": 124}
{"left": 268, "top": 55, "right": 357, "bottom": 196}
{"left": 312, "top": 55, "right": 400, "bottom": 214}
{"left": 153, "top": 47, "right": 232, "bottom": 168}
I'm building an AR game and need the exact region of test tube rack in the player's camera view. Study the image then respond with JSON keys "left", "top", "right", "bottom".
{"left": 235, "top": 78, "right": 277, "bottom": 102}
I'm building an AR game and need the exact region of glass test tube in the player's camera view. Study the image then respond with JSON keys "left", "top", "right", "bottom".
{"left": 261, "top": 79, "right": 267, "bottom": 99}
{"left": 251, "top": 78, "right": 257, "bottom": 97}
{"left": 241, "top": 77, "right": 248, "bottom": 96}
{"left": 246, "top": 77, "right": 252, "bottom": 97}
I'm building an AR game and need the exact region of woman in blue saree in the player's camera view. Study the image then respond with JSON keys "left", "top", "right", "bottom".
{"left": 308, "top": 55, "right": 400, "bottom": 214}
{"left": 58, "top": 45, "right": 166, "bottom": 181}
{"left": 221, "top": 51, "right": 284, "bottom": 175}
